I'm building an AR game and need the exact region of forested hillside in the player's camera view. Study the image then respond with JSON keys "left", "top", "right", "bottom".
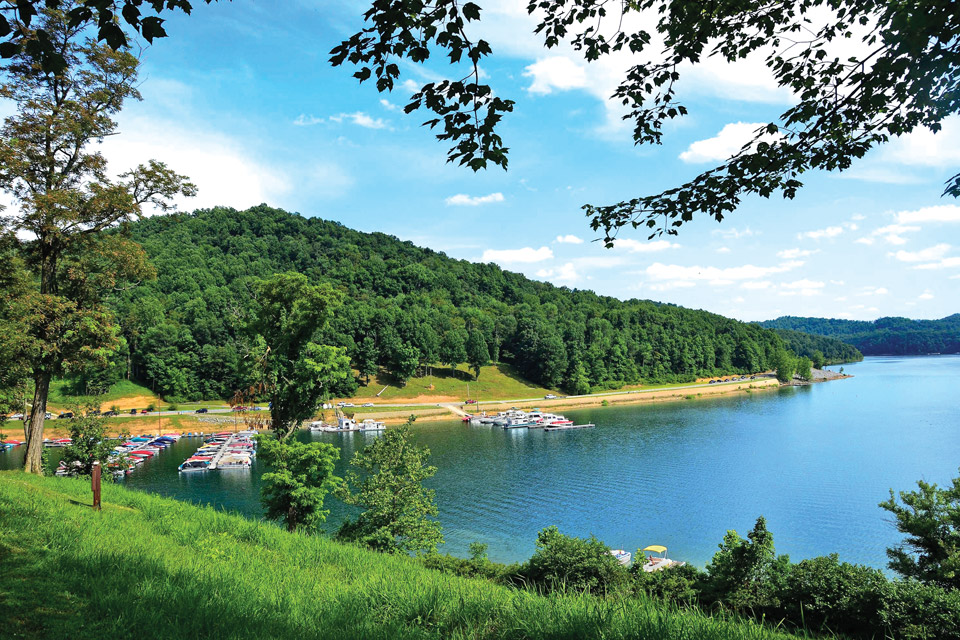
{"left": 761, "top": 316, "right": 960, "bottom": 356}
{"left": 94, "top": 206, "right": 831, "bottom": 401}
{"left": 765, "top": 329, "right": 863, "bottom": 365}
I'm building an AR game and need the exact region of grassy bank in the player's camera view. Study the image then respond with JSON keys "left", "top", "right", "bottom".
{"left": 0, "top": 472, "right": 799, "bottom": 640}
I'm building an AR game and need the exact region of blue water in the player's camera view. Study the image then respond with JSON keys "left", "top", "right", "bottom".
{"left": 4, "top": 356, "right": 958, "bottom": 569}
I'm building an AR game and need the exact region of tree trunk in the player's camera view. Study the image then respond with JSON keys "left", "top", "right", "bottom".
{"left": 23, "top": 372, "right": 51, "bottom": 474}
{"left": 287, "top": 505, "right": 296, "bottom": 532}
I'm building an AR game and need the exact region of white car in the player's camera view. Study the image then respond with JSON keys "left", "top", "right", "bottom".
{"left": 544, "top": 394, "right": 557, "bottom": 399}
{"left": 10, "top": 413, "right": 24, "bottom": 419}
{"left": 342, "top": 403, "right": 355, "bottom": 408}
{"left": 362, "top": 402, "right": 374, "bottom": 407}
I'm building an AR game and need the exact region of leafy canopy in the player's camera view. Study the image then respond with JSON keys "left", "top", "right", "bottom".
{"left": 334, "top": 1, "right": 959, "bottom": 241}
{"left": 245, "top": 271, "right": 353, "bottom": 439}
{"left": 257, "top": 432, "right": 341, "bottom": 533}
{"left": 336, "top": 421, "right": 444, "bottom": 556}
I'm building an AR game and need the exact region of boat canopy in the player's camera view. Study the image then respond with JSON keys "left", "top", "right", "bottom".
{"left": 643, "top": 545, "right": 667, "bottom": 554}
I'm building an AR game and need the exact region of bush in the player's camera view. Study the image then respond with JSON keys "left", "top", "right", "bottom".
{"left": 632, "top": 563, "right": 704, "bottom": 606}
{"left": 882, "top": 579, "right": 960, "bottom": 640}
{"left": 521, "top": 526, "right": 630, "bottom": 595}
{"left": 777, "top": 554, "right": 888, "bottom": 637}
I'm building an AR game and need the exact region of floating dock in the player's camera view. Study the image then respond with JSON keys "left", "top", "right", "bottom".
{"left": 543, "top": 423, "right": 595, "bottom": 431}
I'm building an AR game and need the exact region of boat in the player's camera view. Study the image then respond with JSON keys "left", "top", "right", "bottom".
{"left": 218, "top": 454, "right": 252, "bottom": 470}
{"left": 609, "top": 549, "right": 632, "bottom": 566}
{"left": 359, "top": 419, "right": 385, "bottom": 431}
{"left": 640, "top": 545, "right": 686, "bottom": 572}
{"left": 178, "top": 458, "right": 212, "bottom": 472}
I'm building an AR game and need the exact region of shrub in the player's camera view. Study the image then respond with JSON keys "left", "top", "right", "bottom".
{"left": 632, "top": 563, "right": 704, "bottom": 606}
{"left": 521, "top": 526, "right": 630, "bottom": 595}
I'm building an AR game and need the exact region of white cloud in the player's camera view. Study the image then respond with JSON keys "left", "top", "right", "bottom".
{"left": 445, "top": 192, "right": 505, "bottom": 206}
{"left": 890, "top": 244, "right": 951, "bottom": 263}
{"left": 882, "top": 116, "right": 960, "bottom": 168}
{"left": 852, "top": 214, "right": 866, "bottom": 221}
{"left": 379, "top": 99, "right": 400, "bottom": 111}
{"left": 613, "top": 238, "right": 681, "bottom": 253}
{"left": 741, "top": 281, "right": 773, "bottom": 290}
{"left": 779, "top": 279, "right": 825, "bottom": 296}
{"left": 711, "top": 227, "right": 757, "bottom": 239}
{"left": 918, "top": 290, "right": 935, "bottom": 300}
{"left": 293, "top": 114, "right": 324, "bottom": 126}
{"left": 536, "top": 262, "right": 580, "bottom": 283}
{"left": 913, "top": 256, "right": 960, "bottom": 270}
{"left": 102, "top": 114, "right": 295, "bottom": 212}
{"left": 648, "top": 280, "right": 697, "bottom": 292}
{"left": 895, "top": 204, "right": 960, "bottom": 224}
{"left": 716, "top": 246, "right": 731, "bottom": 254}
{"left": 777, "top": 248, "right": 820, "bottom": 259}
{"left": 857, "top": 286, "right": 889, "bottom": 296}
{"left": 645, "top": 260, "right": 802, "bottom": 284}
{"left": 523, "top": 56, "right": 588, "bottom": 95}
{"left": 855, "top": 237, "right": 875, "bottom": 245}
{"left": 401, "top": 78, "right": 421, "bottom": 93}
{"left": 482, "top": 246, "right": 553, "bottom": 263}
{"left": 798, "top": 226, "right": 844, "bottom": 240}
{"left": 865, "top": 223, "right": 922, "bottom": 245}
{"left": 679, "top": 122, "right": 775, "bottom": 163}
{"left": 329, "top": 111, "right": 390, "bottom": 130}
{"left": 555, "top": 234, "right": 584, "bottom": 244}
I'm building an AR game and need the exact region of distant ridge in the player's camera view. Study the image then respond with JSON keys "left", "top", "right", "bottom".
{"left": 759, "top": 315, "right": 960, "bottom": 356}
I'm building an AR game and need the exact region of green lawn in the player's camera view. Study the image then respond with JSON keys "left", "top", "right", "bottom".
{"left": 0, "top": 472, "right": 799, "bottom": 640}
{"left": 347, "top": 364, "right": 558, "bottom": 402}
{"left": 46, "top": 379, "right": 162, "bottom": 410}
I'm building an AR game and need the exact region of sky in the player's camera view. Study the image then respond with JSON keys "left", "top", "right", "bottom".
{"left": 33, "top": 1, "right": 960, "bottom": 321}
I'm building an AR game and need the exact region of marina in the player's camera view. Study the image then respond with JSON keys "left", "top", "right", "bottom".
{"left": 178, "top": 431, "right": 257, "bottom": 472}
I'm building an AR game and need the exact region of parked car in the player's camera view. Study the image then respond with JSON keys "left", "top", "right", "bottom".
{"left": 336, "top": 401, "right": 346, "bottom": 407}
{"left": 195, "top": 408, "right": 209, "bottom": 414}
{"left": 88, "top": 409, "right": 101, "bottom": 416}
{"left": 140, "top": 409, "right": 150, "bottom": 414}
{"left": 10, "top": 413, "right": 24, "bottom": 419}
{"left": 129, "top": 409, "right": 138, "bottom": 415}
{"left": 362, "top": 402, "right": 374, "bottom": 407}
{"left": 58, "top": 412, "right": 74, "bottom": 419}
{"left": 45, "top": 412, "right": 53, "bottom": 419}
{"left": 544, "top": 394, "right": 557, "bottom": 399}
{"left": 464, "top": 399, "right": 477, "bottom": 404}
{"left": 102, "top": 410, "right": 118, "bottom": 417}
{"left": 342, "top": 402, "right": 355, "bottom": 408}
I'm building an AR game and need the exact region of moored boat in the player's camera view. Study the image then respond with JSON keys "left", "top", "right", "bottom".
{"left": 640, "top": 545, "right": 685, "bottom": 572}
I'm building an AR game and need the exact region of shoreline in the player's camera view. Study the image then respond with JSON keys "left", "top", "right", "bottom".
{"left": 2, "top": 372, "right": 853, "bottom": 438}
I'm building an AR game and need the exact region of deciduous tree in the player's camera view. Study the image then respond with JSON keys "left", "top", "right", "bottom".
{"left": 0, "top": 6, "right": 194, "bottom": 473}
{"left": 336, "top": 421, "right": 443, "bottom": 555}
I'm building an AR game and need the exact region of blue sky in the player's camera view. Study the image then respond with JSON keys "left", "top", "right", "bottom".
{"left": 91, "top": 1, "right": 960, "bottom": 321}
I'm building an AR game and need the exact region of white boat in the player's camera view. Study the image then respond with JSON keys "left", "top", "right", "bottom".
{"left": 609, "top": 549, "right": 632, "bottom": 566}
{"left": 359, "top": 419, "right": 385, "bottom": 431}
{"left": 218, "top": 454, "right": 252, "bottom": 470}
{"left": 640, "top": 545, "right": 686, "bottom": 572}
{"left": 178, "top": 459, "right": 212, "bottom": 472}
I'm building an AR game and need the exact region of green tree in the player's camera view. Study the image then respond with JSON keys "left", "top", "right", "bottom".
{"left": 246, "top": 272, "right": 352, "bottom": 440}
{"left": 356, "top": 335, "right": 379, "bottom": 384}
{"left": 439, "top": 329, "right": 467, "bottom": 372}
{"left": 880, "top": 469, "right": 960, "bottom": 591}
{"left": 1, "top": 7, "right": 194, "bottom": 473}
{"left": 704, "top": 516, "right": 790, "bottom": 611}
{"left": 59, "top": 409, "right": 130, "bottom": 476}
{"left": 811, "top": 350, "right": 826, "bottom": 370}
{"left": 795, "top": 356, "right": 813, "bottom": 382}
{"left": 336, "top": 421, "right": 443, "bottom": 555}
{"left": 465, "top": 330, "right": 489, "bottom": 380}
{"left": 523, "top": 526, "right": 630, "bottom": 594}
{"left": 257, "top": 433, "right": 341, "bottom": 532}
{"left": 771, "top": 350, "right": 795, "bottom": 384}
{"left": 388, "top": 342, "right": 420, "bottom": 387}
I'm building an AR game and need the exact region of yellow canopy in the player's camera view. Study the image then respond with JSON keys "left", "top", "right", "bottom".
{"left": 643, "top": 545, "right": 667, "bottom": 554}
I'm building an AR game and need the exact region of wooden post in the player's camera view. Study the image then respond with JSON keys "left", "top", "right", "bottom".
{"left": 91, "top": 462, "right": 102, "bottom": 511}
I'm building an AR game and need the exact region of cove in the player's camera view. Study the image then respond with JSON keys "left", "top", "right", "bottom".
{"left": 4, "top": 355, "right": 958, "bottom": 569}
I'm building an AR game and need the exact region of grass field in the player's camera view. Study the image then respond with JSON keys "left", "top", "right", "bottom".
{"left": 346, "top": 364, "right": 558, "bottom": 403}
{"left": 0, "top": 472, "right": 802, "bottom": 640}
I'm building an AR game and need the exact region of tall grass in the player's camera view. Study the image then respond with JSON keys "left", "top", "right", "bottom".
{"left": 0, "top": 472, "right": 801, "bottom": 640}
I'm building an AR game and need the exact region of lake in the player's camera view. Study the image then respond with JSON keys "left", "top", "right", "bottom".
{"left": 4, "top": 355, "right": 958, "bottom": 569}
